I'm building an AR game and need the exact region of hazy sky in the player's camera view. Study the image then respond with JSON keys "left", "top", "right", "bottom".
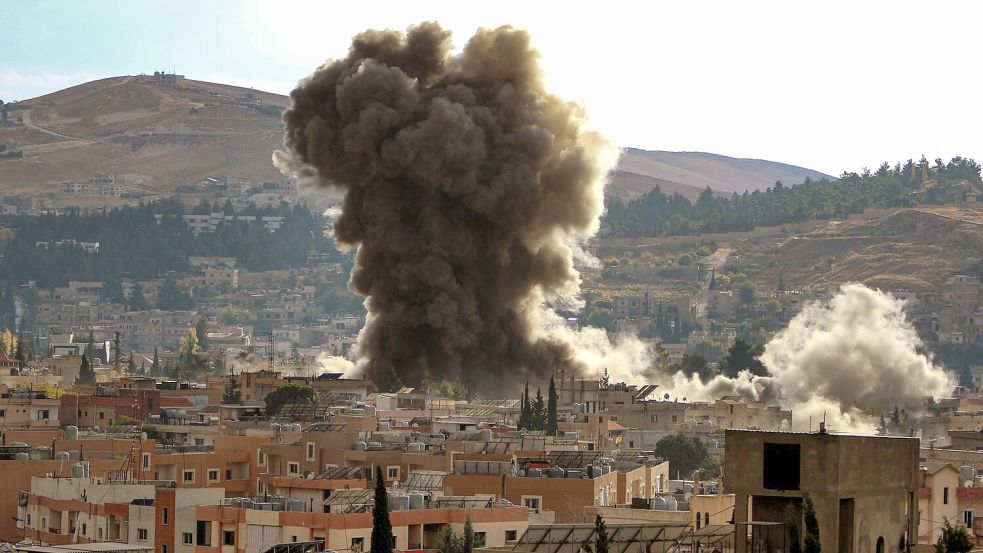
{"left": 2, "top": 0, "right": 980, "bottom": 175}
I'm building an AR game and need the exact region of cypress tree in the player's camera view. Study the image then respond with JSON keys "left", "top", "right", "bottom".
{"left": 594, "top": 515, "right": 609, "bottom": 553}
{"left": 803, "top": 494, "right": 821, "bottom": 553}
{"left": 462, "top": 515, "right": 475, "bottom": 553}
{"left": 519, "top": 382, "right": 532, "bottom": 430}
{"left": 546, "top": 376, "right": 558, "bottom": 436}
{"left": 151, "top": 347, "right": 160, "bottom": 377}
{"left": 531, "top": 388, "right": 546, "bottom": 430}
{"left": 371, "top": 465, "right": 394, "bottom": 553}
{"left": 76, "top": 355, "right": 96, "bottom": 385}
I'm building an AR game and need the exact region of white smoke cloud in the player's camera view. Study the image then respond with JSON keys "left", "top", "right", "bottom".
{"left": 557, "top": 283, "right": 952, "bottom": 434}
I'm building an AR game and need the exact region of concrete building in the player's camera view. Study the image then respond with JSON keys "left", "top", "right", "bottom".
{"left": 725, "top": 429, "right": 919, "bottom": 553}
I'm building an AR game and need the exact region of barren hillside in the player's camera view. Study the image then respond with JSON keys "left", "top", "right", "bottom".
{"left": 760, "top": 204, "right": 983, "bottom": 291}
{"left": 0, "top": 75, "right": 290, "bottom": 194}
{"left": 619, "top": 148, "right": 833, "bottom": 194}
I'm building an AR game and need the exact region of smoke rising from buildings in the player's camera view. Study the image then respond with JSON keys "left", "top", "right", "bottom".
{"left": 609, "top": 284, "right": 951, "bottom": 433}
{"left": 278, "top": 23, "right": 617, "bottom": 392}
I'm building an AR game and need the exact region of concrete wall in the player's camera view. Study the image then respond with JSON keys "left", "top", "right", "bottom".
{"left": 725, "top": 430, "right": 918, "bottom": 553}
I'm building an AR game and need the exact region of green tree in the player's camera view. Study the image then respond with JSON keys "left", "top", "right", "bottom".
{"left": 112, "top": 331, "right": 122, "bottom": 372}
{"left": 785, "top": 506, "right": 803, "bottom": 553}
{"left": 127, "top": 352, "right": 137, "bottom": 374}
{"left": 721, "top": 337, "right": 767, "bottom": 377}
{"left": 437, "top": 526, "right": 463, "bottom": 553}
{"left": 655, "top": 434, "right": 708, "bottom": 478}
{"left": 76, "top": 355, "right": 96, "bottom": 385}
{"left": 680, "top": 352, "right": 712, "bottom": 381}
{"left": 462, "top": 515, "right": 475, "bottom": 553}
{"left": 546, "top": 377, "right": 558, "bottom": 436}
{"left": 374, "top": 365, "right": 403, "bottom": 393}
{"left": 593, "top": 515, "right": 609, "bottom": 553}
{"left": 530, "top": 387, "right": 546, "bottom": 431}
{"left": 803, "top": 494, "right": 821, "bottom": 553}
{"left": 14, "top": 335, "right": 25, "bottom": 368}
{"left": 129, "top": 282, "right": 150, "bottom": 311}
{"left": 222, "top": 368, "right": 242, "bottom": 404}
{"left": 935, "top": 520, "right": 972, "bottom": 553}
{"left": 150, "top": 347, "right": 160, "bottom": 377}
{"left": 195, "top": 314, "right": 209, "bottom": 351}
{"left": 371, "top": 465, "right": 394, "bottom": 553}
{"left": 157, "top": 277, "right": 194, "bottom": 310}
{"left": 696, "top": 456, "right": 723, "bottom": 480}
{"left": 84, "top": 330, "right": 95, "bottom": 360}
{"left": 264, "top": 383, "right": 317, "bottom": 415}
{"left": 738, "top": 283, "right": 757, "bottom": 305}
{"left": 518, "top": 382, "right": 532, "bottom": 430}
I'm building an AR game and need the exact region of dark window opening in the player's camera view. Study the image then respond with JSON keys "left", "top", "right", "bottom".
{"left": 763, "top": 442, "right": 801, "bottom": 490}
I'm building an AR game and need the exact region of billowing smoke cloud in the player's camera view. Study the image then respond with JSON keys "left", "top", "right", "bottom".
{"left": 761, "top": 283, "right": 950, "bottom": 431}
{"left": 646, "top": 284, "right": 952, "bottom": 433}
{"left": 278, "top": 23, "right": 617, "bottom": 392}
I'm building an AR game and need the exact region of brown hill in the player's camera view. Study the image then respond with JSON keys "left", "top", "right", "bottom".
{"left": 0, "top": 75, "right": 290, "bottom": 194}
{"left": 607, "top": 170, "right": 727, "bottom": 202}
{"left": 619, "top": 148, "right": 833, "bottom": 195}
{"left": 765, "top": 204, "right": 983, "bottom": 291}
{"left": 0, "top": 75, "right": 829, "bottom": 201}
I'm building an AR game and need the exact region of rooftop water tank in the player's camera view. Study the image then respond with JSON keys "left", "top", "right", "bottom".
{"left": 31, "top": 447, "right": 51, "bottom": 460}
{"left": 565, "top": 470, "right": 583, "bottom": 479}
{"left": 14, "top": 452, "right": 29, "bottom": 461}
{"left": 269, "top": 423, "right": 281, "bottom": 431}
{"left": 71, "top": 463, "right": 86, "bottom": 478}
{"left": 547, "top": 468, "right": 565, "bottom": 479}
{"left": 527, "top": 468, "right": 542, "bottom": 478}
{"left": 665, "top": 496, "right": 678, "bottom": 511}
{"left": 9, "top": 442, "right": 28, "bottom": 448}
{"left": 55, "top": 451, "right": 70, "bottom": 461}
{"left": 367, "top": 441, "right": 383, "bottom": 450}
{"left": 364, "top": 405, "right": 376, "bottom": 416}
{"left": 388, "top": 493, "right": 409, "bottom": 511}
{"left": 406, "top": 443, "right": 423, "bottom": 452}
{"left": 379, "top": 421, "right": 391, "bottom": 431}
{"left": 64, "top": 426, "right": 79, "bottom": 441}
{"left": 286, "top": 498, "right": 306, "bottom": 512}
{"left": 960, "top": 466, "right": 975, "bottom": 484}
{"left": 478, "top": 428, "right": 493, "bottom": 442}
{"left": 409, "top": 492, "right": 425, "bottom": 510}
{"left": 651, "top": 496, "right": 668, "bottom": 510}
{"left": 353, "top": 441, "right": 367, "bottom": 451}
{"left": 68, "top": 450, "right": 81, "bottom": 461}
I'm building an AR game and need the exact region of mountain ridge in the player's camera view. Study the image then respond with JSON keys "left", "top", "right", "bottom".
{"left": 0, "top": 75, "right": 832, "bottom": 201}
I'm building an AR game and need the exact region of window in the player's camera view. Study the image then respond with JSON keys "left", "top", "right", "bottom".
{"left": 223, "top": 531, "right": 236, "bottom": 546}
{"left": 162, "top": 507, "right": 169, "bottom": 525}
{"left": 138, "top": 529, "right": 148, "bottom": 541}
{"left": 98, "top": 528, "right": 103, "bottom": 539}
{"left": 0, "top": 410, "right": 5, "bottom": 417}
{"left": 763, "top": 443, "right": 801, "bottom": 491}
{"left": 671, "top": 415, "right": 678, "bottom": 423}
{"left": 258, "top": 451, "right": 266, "bottom": 466}
{"left": 307, "top": 443, "right": 316, "bottom": 461}
{"left": 183, "top": 470, "right": 195, "bottom": 483}
{"left": 506, "top": 530, "right": 518, "bottom": 542}
{"left": 82, "top": 523, "right": 87, "bottom": 535}
{"left": 650, "top": 415, "right": 657, "bottom": 422}
{"left": 142, "top": 453, "right": 151, "bottom": 470}
{"left": 162, "top": 545, "right": 168, "bottom": 553}
{"left": 226, "top": 469, "right": 233, "bottom": 480}
{"left": 944, "top": 487, "right": 950, "bottom": 505}
{"left": 474, "top": 532, "right": 486, "bottom": 547}
{"left": 195, "top": 438, "right": 204, "bottom": 446}
{"left": 37, "top": 410, "right": 50, "bottom": 420}
{"left": 288, "top": 462, "right": 300, "bottom": 475}
{"left": 99, "top": 411, "right": 105, "bottom": 419}
{"left": 965, "top": 510, "right": 975, "bottom": 526}
{"left": 183, "top": 533, "right": 194, "bottom": 545}
{"left": 351, "top": 537, "right": 364, "bottom": 553}
{"left": 197, "top": 521, "right": 211, "bottom": 546}
{"left": 522, "top": 496, "right": 542, "bottom": 512}
{"left": 208, "top": 469, "right": 220, "bottom": 482}
{"left": 387, "top": 466, "right": 399, "bottom": 479}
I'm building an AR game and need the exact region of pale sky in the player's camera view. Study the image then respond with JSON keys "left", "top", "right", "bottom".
{"left": 2, "top": 0, "right": 981, "bottom": 175}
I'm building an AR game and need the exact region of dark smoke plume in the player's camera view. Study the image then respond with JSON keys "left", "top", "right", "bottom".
{"left": 277, "top": 23, "right": 616, "bottom": 393}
